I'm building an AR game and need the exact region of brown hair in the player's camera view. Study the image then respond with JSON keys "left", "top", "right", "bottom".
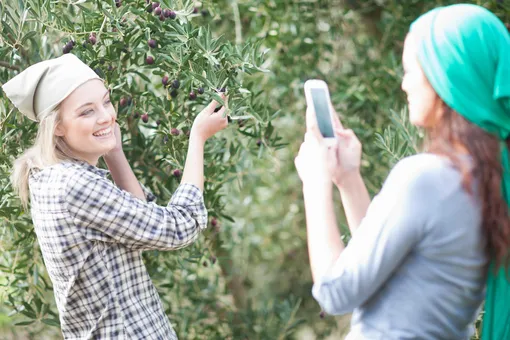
{"left": 425, "top": 105, "right": 510, "bottom": 271}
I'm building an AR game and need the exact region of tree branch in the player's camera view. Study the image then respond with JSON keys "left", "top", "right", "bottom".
{"left": 0, "top": 61, "right": 20, "bottom": 71}
{"left": 231, "top": 1, "right": 242, "bottom": 45}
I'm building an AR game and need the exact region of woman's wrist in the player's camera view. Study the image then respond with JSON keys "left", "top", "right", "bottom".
{"left": 334, "top": 170, "right": 362, "bottom": 190}
{"left": 104, "top": 149, "right": 126, "bottom": 165}
{"left": 302, "top": 179, "right": 333, "bottom": 197}
{"left": 189, "top": 131, "right": 206, "bottom": 145}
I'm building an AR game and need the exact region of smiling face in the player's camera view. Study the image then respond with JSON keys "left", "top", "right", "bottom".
{"left": 55, "top": 79, "right": 116, "bottom": 165}
{"left": 401, "top": 33, "right": 444, "bottom": 128}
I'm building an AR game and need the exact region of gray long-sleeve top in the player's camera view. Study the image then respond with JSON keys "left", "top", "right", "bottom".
{"left": 312, "top": 153, "right": 488, "bottom": 340}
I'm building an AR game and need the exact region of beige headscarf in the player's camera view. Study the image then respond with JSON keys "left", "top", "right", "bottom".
{"left": 2, "top": 54, "right": 102, "bottom": 122}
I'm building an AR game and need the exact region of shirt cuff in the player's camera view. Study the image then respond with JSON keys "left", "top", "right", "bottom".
{"left": 169, "top": 183, "right": 208, "bottom": 229}
{"left": 311, "top": 265, "right": 353, "bottom": 316}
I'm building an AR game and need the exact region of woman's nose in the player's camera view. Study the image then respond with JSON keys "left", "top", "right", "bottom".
{"left": 97, "top": 107, "right": 113, "bottom": 123}
{"left": 401, "top": 76, "right": 408, "bottom": 94}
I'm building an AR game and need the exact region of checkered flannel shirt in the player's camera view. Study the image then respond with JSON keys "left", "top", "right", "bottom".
{"left": 28, "top": 159, "right": 208, "bottom": 339}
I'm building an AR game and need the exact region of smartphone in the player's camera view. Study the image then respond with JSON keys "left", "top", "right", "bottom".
{"left": 304, "top": 79, "right": 336, "bottom": 145}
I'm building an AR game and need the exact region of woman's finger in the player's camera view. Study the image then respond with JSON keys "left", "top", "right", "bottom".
{"left": 304, "top": 132, "right": 322, "bottom": 150}
{"left": 326, "top": 143, "right": 339, "bottom": 166}
{"left": 331, "top": 110, "right": 343, "bottom": 130}
{"left": 205, "top": 99, "right": 219, "bottom": 114}
{"left": 305, "top": 106, "right": 325, "bottom": 143}
{"left": 335, "top": 128, "right": 356, "bottom": 139}
{"left": 305, "top": 106, "right": 317, "bottom": 131}
{"left": 214, "top": 106, "right": 227, "bottom": 117}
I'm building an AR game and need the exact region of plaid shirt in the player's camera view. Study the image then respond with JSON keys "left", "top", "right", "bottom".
{"left": 28, "top": 159, "right": 208, "bottom": 339}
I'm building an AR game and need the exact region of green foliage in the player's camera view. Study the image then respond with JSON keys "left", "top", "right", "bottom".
{"left": 1, "top": 0, "right": 508, "bottom": 339}
{"left": 375, "top": 107, "right": 423, "bottom": 167}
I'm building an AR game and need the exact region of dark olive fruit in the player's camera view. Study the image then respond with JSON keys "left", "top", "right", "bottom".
{"left": 256, "top": 139, "right": 262, "bottom": 146}
{"left": 171, "top": 128, "right": 180, "bottom": 136}
{"left": 154, "top": 7, "right": 162, "bottom": 15}
{"left": 152, "top": 2, "right": 160, "bottom": 9}
{"left": 172, "top": 79, "right": 180, "bottom": 89}
{"left": 173, "top": 169, "right": 182, "bottom": 177}
{"left": 170, "top": 90, "right": 178, "bottom": 98}
{"left": 63, "top": 41, "right": 74, "bottom": 54}
{"left": 141, "top": 113, "right": 149, "bottom": 123}
{"left": 163, "top": 9, "right": 172, "bottom": 17}
{"left": 88, "top": 34, "right": 97, "bottom": 45}
{"left": 162, "top": 76, "right": 169, "bottom": 86}
{"left": 119, "top": 97, "right": 128, "bottom": 107}
{"left": 211, "top": 217, "right": 218, "bottom": 227}
{"left": 189, "top": 91, "right": 197, "bottom": 100}
{"left": 197, "top": 87, "right": 205, "bottom": 95}
{"left": 169, "top": 11, "right": 176, "bottom": 19}
{"left": 148, "top": 39, "right": 157, "bottom": 48}
{"left": 146, "top": 56, "right": 154, "bottom": 64}
{"left": 156, "top": 119, "right": 161, "bottom": 126}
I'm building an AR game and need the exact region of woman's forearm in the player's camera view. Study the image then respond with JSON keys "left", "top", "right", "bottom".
{"left": 337, "top": 172, "right": 371, "bottom": 234}
{"left": 104, "top": 151, "right": 146, "bottom": 201}
{"left": 303, "top": 183, "right": 345, "bottom": 282}
{"left": 180, "top": 134, "right": 205, "bottom": 192}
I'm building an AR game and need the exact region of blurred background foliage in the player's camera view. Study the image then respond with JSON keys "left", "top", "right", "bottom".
{"left": 0, "top": 0, "right": 508, "bottom": 339}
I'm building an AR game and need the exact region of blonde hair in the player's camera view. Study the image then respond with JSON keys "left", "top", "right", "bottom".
{"left": 10, "top": 106, "right": 77, "bottom": 210}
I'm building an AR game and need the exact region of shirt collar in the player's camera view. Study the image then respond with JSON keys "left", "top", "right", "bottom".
{"left": 67, "top": 158, "right": 110, "bottom": 178}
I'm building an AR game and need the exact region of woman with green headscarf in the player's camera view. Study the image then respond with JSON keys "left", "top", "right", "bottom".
{"left": 294, "top": 3, "right": 509, "bottom": 339}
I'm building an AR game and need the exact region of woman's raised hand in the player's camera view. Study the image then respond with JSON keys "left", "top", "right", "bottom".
{"left": 297, "top": 103, "right": 362, "bottom": 188}
{"left": 190, "top": 94, "right": 229, "bottom": 143}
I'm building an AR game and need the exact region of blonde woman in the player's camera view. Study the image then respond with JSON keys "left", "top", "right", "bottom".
{"left": 3, "top": 53, "right": 228, "bottom": 339}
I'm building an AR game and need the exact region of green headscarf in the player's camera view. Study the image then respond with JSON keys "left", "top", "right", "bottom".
{"left": 409, "top": 4, "right": 510, "bottom": 340}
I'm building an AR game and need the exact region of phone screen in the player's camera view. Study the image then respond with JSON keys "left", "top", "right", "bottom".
{"left": 310, "top": 88, "right": 335, "bottom": 138}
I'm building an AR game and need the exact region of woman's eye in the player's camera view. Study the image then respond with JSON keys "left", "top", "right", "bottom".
{"left": 105, "top": 99, "right": 112, "bottom": 105}
{"left": 81, "top": 109, "right": 93, "bottom": 116}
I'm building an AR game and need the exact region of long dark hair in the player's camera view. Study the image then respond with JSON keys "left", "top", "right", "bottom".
{"left": 425, "top": 104, "right": 510, "bottom": 271}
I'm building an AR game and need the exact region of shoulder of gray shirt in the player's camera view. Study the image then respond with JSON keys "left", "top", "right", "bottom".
{"left": 383, "top": 152, "right": 475, "bottom": 202}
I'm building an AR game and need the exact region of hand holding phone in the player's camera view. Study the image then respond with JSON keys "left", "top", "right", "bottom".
{"left": 304, "top": 79, "right": 339, "bottom": 146}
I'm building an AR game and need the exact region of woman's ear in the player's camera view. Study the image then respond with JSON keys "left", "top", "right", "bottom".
{"left": 433, "top": 98, "right": 447, "bottom": 124}
{"left": 54, "top": 122, "right": 65, "bottom": 137}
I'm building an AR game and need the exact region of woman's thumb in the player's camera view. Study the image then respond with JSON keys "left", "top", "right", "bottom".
{"left": 326, "top": 143, "right": 339, "bottom": 167}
